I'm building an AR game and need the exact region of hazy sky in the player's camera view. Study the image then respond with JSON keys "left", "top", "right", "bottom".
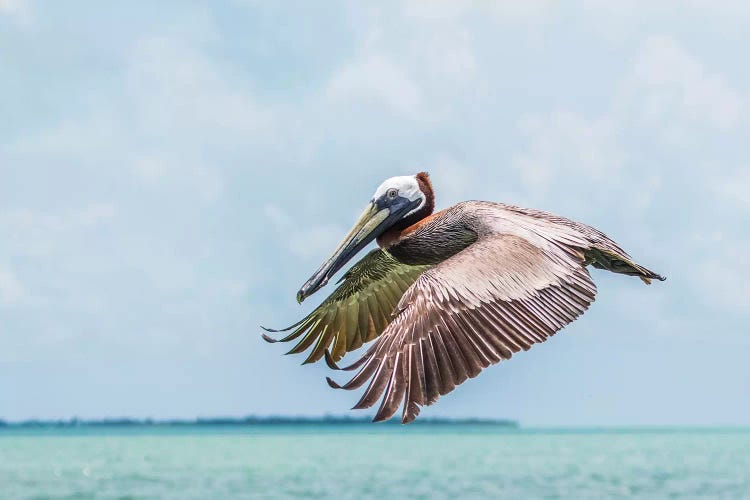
{"left": 1, "top": 1, "right": 748, "bottom": 426}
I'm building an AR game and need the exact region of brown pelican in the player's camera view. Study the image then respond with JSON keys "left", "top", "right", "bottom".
{"left": 263, "top": 172, "right": 664, "bottom": 423}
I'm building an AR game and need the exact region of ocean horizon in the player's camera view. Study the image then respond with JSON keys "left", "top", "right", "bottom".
{"left": 2, "top": 424, "right": 748, "bottom": 498}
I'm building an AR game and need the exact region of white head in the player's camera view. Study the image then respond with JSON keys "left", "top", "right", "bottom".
{"left": 372, "top": 174, "right": 426, "bottom": 216}
{"left": 297, "top": 172, "right": 434, "bottom": 302}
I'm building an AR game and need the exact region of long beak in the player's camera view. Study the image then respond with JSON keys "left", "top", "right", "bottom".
{"left": 297, "top": 202, "right": 390, "bottom": 303}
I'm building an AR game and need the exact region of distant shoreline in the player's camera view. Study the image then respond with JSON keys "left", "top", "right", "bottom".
{"left": 0, "top": 416, "right": 519, "bottom": 428}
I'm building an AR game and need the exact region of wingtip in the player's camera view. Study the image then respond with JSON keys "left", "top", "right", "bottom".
{"left": 261, "top": 333, "right": 279, "bottom": 343}
{"left": 326, "top": 376, "right": 342, "bottom": 389}
{"left": 352, "top": 399, "right": 373, "bottom": 410}
{"left": 323, "top": 350, "right": 342, "bottom": 370}
{"left": 260, "top": 318, "right": 307, "bottom": 334}
{"left": 641, "top": 273, "right": 667, "bottom": 285}
{"left": 335, "top": 353, "right": 372, "bottom": 372}
{"left": 401, "top": 403, "right": 420, "bottom": 424}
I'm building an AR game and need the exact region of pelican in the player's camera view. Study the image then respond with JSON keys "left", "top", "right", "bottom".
{"left": 263, "top": 172, "right": 665, "bottom": 423}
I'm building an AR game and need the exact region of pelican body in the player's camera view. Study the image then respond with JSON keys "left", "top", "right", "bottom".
{"left": 264, "top": 172, "right": 664, "bottom": 423}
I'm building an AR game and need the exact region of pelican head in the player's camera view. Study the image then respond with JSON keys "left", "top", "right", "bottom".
{"left": 297, "top": 172, "right": 433, "bottom": 303}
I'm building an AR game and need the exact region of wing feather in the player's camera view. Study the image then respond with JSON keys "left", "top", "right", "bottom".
{"left": 328, "top": 233, "right": 598, "bottom": 423}
{"left": 263, "top": 249, "right": 430, "bottom": 363}
{"left": 344, "top": 299, "right": 361, "bottom": 351}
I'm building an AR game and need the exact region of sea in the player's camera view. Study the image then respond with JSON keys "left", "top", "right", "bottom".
{"left": 1, "top": 425, "right": 748, "bottom": 499}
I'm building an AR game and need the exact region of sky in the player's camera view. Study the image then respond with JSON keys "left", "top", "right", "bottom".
{"left": 1, "top": 0, "right": 748, "bottom": 426}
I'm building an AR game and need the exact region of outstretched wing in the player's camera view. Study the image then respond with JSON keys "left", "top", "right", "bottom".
{"left": 327, "top": 233, "right": 598, "bottom": 423}
{"left": 263, "top": 249, "right": 431, "bottom": 364}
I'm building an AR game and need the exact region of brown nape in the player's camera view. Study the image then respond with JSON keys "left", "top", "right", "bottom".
{"left": 390, "top": 172, "right": 435, "bottom": 232}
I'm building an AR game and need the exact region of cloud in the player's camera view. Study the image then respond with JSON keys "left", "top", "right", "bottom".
{"left": 403, "top": 0, "right": 556, "bottom": 24}
{"left": 512, "top": 111, "right": 624, "bottom": 197}
{"left": 619, "top": 36, "right": 745, "bottom": 137}
{"left": 693, "top": 234, "right": 750, "bottom": 312}
{"left": 132, "top": 154, "right": 224, "bottom": 202}
{"left": 324, "top": 3, "right": 482, "bottom": 123}
{"left": 327, "top": 54, "right": 422, "bottom": 118}
{"left": 483, "top": 0, "right": 557, "bottom": 22}
{"left": 117, "top": 34, "right": 275, "bottom": 199}
{"left": 701, "top": 258, "right": 750, "bottom": 311}
{"left": 428, "top": 156, "right": 476, "bottom": 205}
{"left": 0, "top": 13, "right": 282, "bottom": 366}
{"left": 712, "top": 168, "right": 750, "bottom": 211}
{"left": 693, "top": 168, "right": 750, "bottom": 313}
{"left": 125, "top": 35, "right": 274, "bottom": 144}
{"left": 0, "top": 0, "right": 22, "bottom": 12}
{"left": 0, "top": 0, "right": 30, "bottom": 23}
{"left": 0, "top": 204, "right": 116, "bottom": 258}
{"left": 6, "top": 31, "right": 275, "bottom": 204}
{"left": 0, "top": 266, "right": 26, "bottom": 304}
{"left": 263, "top": 203, "right": 344, "bottom": 261}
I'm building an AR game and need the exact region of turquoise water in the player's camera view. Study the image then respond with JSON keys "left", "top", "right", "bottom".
{"left": 1, "top": 426, "right": 749, "bottom": 499}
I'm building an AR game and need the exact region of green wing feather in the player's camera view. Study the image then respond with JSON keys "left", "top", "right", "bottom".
{"left": 262, "top": 249, "right": 431, "bottom": 364}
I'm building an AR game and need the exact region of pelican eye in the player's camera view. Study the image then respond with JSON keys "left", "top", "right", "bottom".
{"left": 386, "top": 188, "right": 398, "bottom": 199}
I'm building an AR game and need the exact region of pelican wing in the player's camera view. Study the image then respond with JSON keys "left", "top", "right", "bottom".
{"left": 327, "top": 233, "right": 598, "bottom": 423}
{"left": 263, "top": 249, "right": 431, "bottom": 364}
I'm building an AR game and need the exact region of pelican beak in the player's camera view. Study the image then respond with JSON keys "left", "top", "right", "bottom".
{"left": 297, "top": 197, "right": 418, "bottom": 303}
